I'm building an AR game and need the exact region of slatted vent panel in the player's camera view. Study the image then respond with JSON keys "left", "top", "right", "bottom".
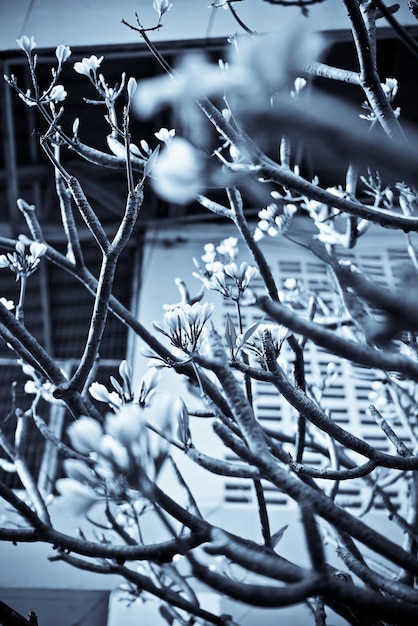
{"left": 222, "top": 243, "right": 412, "bottom": 512}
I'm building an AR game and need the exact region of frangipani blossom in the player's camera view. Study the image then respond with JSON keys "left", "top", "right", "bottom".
{"left": 48, "top": 84, "right": 67, "bottom": 102}
{"left": 55, "top": 44, "right": 71, "bottom": 64}
{"left": 63, "top": 459, "right": 97, "bottom": 484}
{"left": 216, "top": 237, "right": 239, "bottom": 260}
{"left": 67, "top": 416, "right": 102, "bottom": 455}
{"left": 153, "top": 302, "right": 214, "bottom": 353}
{"left": 99, "top": 434, "right": 129, "bottom": 470}
{"left": 151, "top": 137, "right": 203, "bottom": 205}
{"left": 153, "top": 0, "right": 172, "bottom": 18}
{"left": 0, "top": 240, "right": 47, "bottom": 279}
{"left": 154, "top": 127, "right": 175, "bottom": 145}
{"left": 55, "top": 478, "right": 100, "bottom": 515}
{"left": 106, "top": 403, "right": 145, "bottom": 448}
{"left": 127, "top": 76, "right": 137, "bottom": 107}
{"left": 0, "top": 297, "right": 14, "bottom": 310}
{"left": 16, "top": 35, "right": 36, "bottom": 55}
{"left": 89, "top": 381, "right": 122, "bottom": 410}
{"left": 73, "top": 55, "right": 104, "bottom": 78}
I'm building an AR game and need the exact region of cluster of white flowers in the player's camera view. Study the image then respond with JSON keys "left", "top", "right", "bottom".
{"left": 192, "top": 237, "right": 258, "bottom": 301}
{"left": 56, "top": 363, "right": 186, "bottom": 515}
{"left": 153, "top": 302, "right": 214, "bottom": 354}
{"left": 0, "top": 240, "right": 47, "bottom": 279}
{"left": 8, "top": 37, "right": 71, "bottom": 107}
{"left": 74, "top": 53, "right": 127, "bottom": 106}
{"left": 254, "top": 201, "right": 297, "bottom": 241}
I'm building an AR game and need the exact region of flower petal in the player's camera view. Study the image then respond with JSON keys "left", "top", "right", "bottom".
{"left": 67, "top": 416, "right": 102, "bottom": 454}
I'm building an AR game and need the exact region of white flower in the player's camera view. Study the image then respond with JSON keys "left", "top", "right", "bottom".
{"left": 99, "top": 434, "right": 129, "bottom": 470}
{"left": 136, "top": 392, "right": 181, "bottom": 478}
{"left": 89, "top": 381, "right": 122, "bottom": 410}
{"left": 73, "top": 55, "right": 104, "bottom": 78}
{"left": 142, "top": 391, "right": 178, "bottom": 455}
{"left": 291, "top": 76, "right": 307, "bottom": 98}
{"left": 16, "top": 36, "right": 36, "bottom": 55}
{"left": 0, "top": 297, "right": 14, "bottom": 311}
{"left": 151, "top": 137, "right": 203, "bottom": 205}
{"left": 24, "top": 380, "right": 37, "bottom": 395}
{"left": 67, "top": 416, "right": 103, "bottom": 454}
{"left": 63, "top": 459, "right": 96, "bottom": 484}
{"left": 55, "top": 44, "right": 71, "bottom": 64}
{"left": 381, "top": 77, "right": 398, "bottom": 100}
{"left": 48, "top": 85, "right": 67, "bottom": 102}
{"left": 0, "top": 240, "right": 46, "bottom": 278}
{"left": 127, "top": 77, "right": 137, "bottom": 103}
{"left": 153, "top": 0, "right": 172, "bottom": 18}
{"left": 217, "top": 237, "right": 239, "bottom": 259}
{"left": 153, "top": 302, "right": 214, "bottom": 353}
{"left": 55, "top": 478, "right": 100, "bottom": 515}
{"left": 119, "top": 359, "right": 132, "bottom": 386}
{"left": 106, "top": 403, "right": 145, "bottom": 448}
{"left": 154, "top": 128, "right": 175, "bottom": 145}
{"left": 137, "top": 367, "right": 161, "bottom": 405}
{"left": 29, "top": 241, "right": 47, "bottom": 260}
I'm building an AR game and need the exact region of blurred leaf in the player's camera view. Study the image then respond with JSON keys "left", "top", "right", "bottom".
{"left": 159, "top": 604, "right": 175, "bottom": 625}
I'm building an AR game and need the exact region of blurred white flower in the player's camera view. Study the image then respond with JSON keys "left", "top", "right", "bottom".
{"left": 381, "top": 77, "right": 398, "bottom": 101}
{"left": 63, "top": 459, "right": 97, "bottom": 484}
{"left": 151, "top": 137, "right": 203, "bottom": 204}
{"left": 231, "top": 25, "right": 323, "bottom": 97}
{"left": 0, "top": 297, "right": 14, "bottom": 310}
{"left": 67, "top": 416, "right": 103, "bottom": 454}
{"left": 217, "top": 237, "right": 239, "bottom": 260}
{"left": 99, "top": 434, "right": 129, "bottom": 470}
{"left": 55, "top": 478, "right": 100, "bottom": 515}
{"left": 291, "top": 77, "right": 307, "bottom": 98}
{"left": 137, "top": 392, "right": 182, "bottom": 478}
{"left": 106, "top": 403, "right": 145, "bottom": 448}
{"left": 132, "top": 53, "right": 247, "bottom": 119}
